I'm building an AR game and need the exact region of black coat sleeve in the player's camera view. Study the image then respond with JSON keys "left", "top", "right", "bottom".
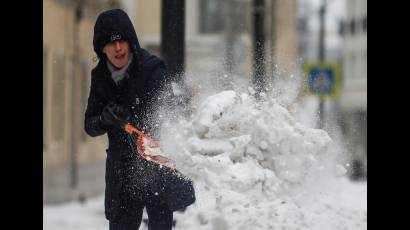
{"left": 84, "top": 74, "right": 107, "bottom": 137}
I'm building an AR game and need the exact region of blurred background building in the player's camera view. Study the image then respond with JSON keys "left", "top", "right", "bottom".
{"left": 43, "top": 0, "right": 366, "bottom": 205}
{"left": 43, "top": 0, "right": 121, "bottom": 204}
{"left": 297, "top": 0, "right": 366, "bottom": 179}
{"left": 339, "top": 0, "right": 367, "bottom": 179}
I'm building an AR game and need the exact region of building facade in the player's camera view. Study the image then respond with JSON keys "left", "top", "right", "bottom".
{"left": 339, "top": 0, "right": 367, "bottom": 178}
{"left": 43, "top": 0, "right": 121, "bottom": 204}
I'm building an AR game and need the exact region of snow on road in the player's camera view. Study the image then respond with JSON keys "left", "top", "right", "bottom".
{"left": 43, "top": 177, "right": 366, "bottom": 230}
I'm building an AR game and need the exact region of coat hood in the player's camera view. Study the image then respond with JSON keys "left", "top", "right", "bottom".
{"left": 93, "top": 9, "right": 141, "bottom": 60}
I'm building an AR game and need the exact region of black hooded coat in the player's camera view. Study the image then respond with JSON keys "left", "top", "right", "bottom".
{"left": 85, "top": 9, "right": 173, "bottom": 221}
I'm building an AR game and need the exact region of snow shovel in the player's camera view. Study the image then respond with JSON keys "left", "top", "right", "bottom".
{"left": 122, "top": 122, "right": 196, "bottom": 211}
{"left": 123, "top": 123, "right": 175, "bottom": 168}
{"left": 104, "top": 104, "right": 174, "bottom": 167}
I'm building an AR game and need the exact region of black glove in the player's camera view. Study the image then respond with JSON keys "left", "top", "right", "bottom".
{"left": 99, "top": 102, "right": 129, "bottom": 130}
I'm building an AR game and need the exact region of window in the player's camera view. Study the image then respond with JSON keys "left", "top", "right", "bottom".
{"left": 363, "top": 51, "right": 367, "bottom": 79}
{"left": 199, "top": 0, "right": 248, "bottom": 34}
{"left": 199, "top": 0, "right": 224, "bottom": 33}
{"left": 51, "top": 54, "right": 66, "bottom": 142}
{"left": 338, "top": 20, "right": 345, "bottom": 37}
{"left": 350, "top": 19, "right": 356, "bottom": 35}
{"left": 81, "top": 60, "right": 89, "bottom": 142}
{"left": 43, "top": 47, "right": 47, "bottom": 150}
{"left": 350, "top": 53, "right": 356, "bottom": 79}
{"left": 146, "top": 44, "right": 160, "bottom": 57}
{"left": 350, "top": 53, "right": 358, "bottom": 78}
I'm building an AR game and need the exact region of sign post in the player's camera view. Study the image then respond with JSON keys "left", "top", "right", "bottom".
{"left": 303, "top": 62, "right": 341, "bottom": 128}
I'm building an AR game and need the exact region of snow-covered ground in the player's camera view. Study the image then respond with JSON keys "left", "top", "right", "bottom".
{"left": 43, "top": 177, "right": 366, "bottom": 230}
{"left": 44, "top": 90, "right": 366, "bottom": 230}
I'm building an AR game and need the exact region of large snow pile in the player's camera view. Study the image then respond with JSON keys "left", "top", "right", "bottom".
{"left": 158, "top": 90, "right": 366, "bottom": 230}
{"left": 44, "top": 90, "right": 366, "bottom": 230}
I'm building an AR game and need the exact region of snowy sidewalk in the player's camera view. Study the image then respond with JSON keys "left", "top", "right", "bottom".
{"left": 43, "top": 177, "right": 366, "bottom": 230}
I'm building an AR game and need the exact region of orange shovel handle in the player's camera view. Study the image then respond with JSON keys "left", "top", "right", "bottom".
{"left": 123, "top": 123, "right": 146, "bottom": 137}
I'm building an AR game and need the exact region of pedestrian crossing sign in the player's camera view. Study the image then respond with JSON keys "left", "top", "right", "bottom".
{"left": 303, "top": 62, "right": 341, "bottom": 99}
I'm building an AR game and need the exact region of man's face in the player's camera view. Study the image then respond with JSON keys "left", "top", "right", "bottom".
{"left": 102, "top": 40, "right": 131, "bottom": 68}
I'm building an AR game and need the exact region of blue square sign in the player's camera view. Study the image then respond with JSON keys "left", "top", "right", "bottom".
{"left": 303, "top": 62, "right": 341, "bottom": 99}
{"left": 308, "top": 67, "right": 335, "bottom": 94}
